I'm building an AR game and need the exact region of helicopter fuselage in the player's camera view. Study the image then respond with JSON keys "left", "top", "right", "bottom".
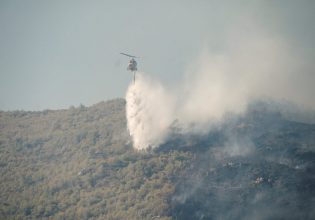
{"left": 127, "top": 58, "right": 137, "bottom": 71}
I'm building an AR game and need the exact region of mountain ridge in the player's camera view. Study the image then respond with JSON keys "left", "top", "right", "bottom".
{"left": 0, "top": 98, "right": 314, "bottom": 219}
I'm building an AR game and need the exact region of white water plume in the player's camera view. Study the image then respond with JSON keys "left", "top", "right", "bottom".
{"left": 126, "top": 74, "right": 174, "bottom": 150}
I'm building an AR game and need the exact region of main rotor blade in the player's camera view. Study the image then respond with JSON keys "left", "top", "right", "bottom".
{"left": 120, "top": 53, "right": 138, "bottom": 58}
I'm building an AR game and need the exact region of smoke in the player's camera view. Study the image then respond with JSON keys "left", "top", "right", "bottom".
{"left": 126, "top": 27, "right": 315, "bottom": 150}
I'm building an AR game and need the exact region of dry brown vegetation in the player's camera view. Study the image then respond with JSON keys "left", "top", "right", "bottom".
{"left": 1, "top": 99, "right": 315, "bottom": 219}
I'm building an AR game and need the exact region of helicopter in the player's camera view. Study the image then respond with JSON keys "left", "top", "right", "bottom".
{"left": 120, "top": 52, "right": 139, "bottom": 83}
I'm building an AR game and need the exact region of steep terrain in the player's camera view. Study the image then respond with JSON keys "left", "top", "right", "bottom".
{"left": 0, "top": 99, "right": 314, "bottom": 219}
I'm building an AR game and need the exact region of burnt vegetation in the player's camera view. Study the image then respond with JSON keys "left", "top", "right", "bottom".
{"left": 0, "top": 99, "right": 315, "bottom": 219}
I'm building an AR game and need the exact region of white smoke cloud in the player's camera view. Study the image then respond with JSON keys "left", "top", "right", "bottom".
{"left": 126, "top": 25, "right": 315, "bottom": 150}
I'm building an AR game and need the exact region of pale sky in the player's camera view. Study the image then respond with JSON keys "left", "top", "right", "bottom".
{"left": 0, "top": 0, "right": 314, "bottom": 110}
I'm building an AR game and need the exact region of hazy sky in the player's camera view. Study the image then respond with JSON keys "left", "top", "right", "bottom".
{"left": 0, "top": 0, "right": 314, "bottom": 110}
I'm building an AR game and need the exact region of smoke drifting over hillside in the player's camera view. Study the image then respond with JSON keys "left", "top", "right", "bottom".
{"left": 126, "top": 31, "right": 315, "bottom": 150}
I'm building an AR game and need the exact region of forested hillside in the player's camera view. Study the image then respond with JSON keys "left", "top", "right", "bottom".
{"left": 0, "top": 99, "right": 315, "bottom": 219}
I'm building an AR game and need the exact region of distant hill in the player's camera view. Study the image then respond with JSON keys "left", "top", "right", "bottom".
{"left": 0, "top": 99, "right": 315, "bottom": 219}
